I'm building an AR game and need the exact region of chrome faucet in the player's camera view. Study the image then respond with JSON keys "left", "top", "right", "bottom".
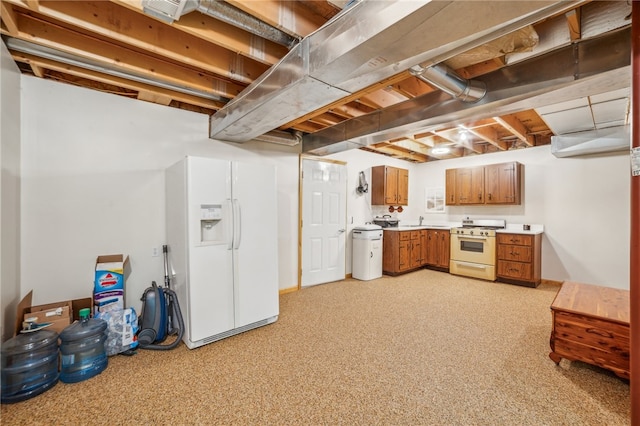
{"left": 419, "top": 216, "right": 424, "bottom": 226}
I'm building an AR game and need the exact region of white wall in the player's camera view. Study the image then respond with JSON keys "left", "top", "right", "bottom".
{"left": 325, "top": 149, "right": 421, "bottom": 272}
{"left": 1, "top": 41, "right": 22, "bottom": 341}
{"left": 330, "top": 145, "right": 631, "bottom": 289}
{"left": 16, "top": 70, "right": 632, "bottom": 322}
{"left": 20, "top": 76, "right": 300, "bottom": 312}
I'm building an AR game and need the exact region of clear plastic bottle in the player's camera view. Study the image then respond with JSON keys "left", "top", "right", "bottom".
{"left": 1, "top": 328, "right": 59, "bottom": 404}
{"left": 59, "top": 308, "right": 108, "bottom": 383}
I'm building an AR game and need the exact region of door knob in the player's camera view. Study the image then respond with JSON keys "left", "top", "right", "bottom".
{"left": 338, "top": 229, "right": 346, "bottom": 233}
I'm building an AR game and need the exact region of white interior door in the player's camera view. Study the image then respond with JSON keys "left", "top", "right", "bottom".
{"left": 301, "top": 159, "right": 347, "bottom": 287}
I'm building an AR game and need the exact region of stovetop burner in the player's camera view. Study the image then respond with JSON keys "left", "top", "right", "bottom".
{"left": 459, "top": 218, "right": 506, "bottom": 230}
{"left": 453, "top": 218, "right": 506, "bottom": 236}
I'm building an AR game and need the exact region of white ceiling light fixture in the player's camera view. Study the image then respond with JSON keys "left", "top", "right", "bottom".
{"left": 432, "top": 146, "right": 451, "bottom": 155}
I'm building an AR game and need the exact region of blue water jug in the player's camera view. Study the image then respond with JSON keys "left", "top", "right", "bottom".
{"left": 1, "top": 328, "right": 59, "bottom": 404}
{"left": 59, "top": 308, "right": 108, "bottom": 383}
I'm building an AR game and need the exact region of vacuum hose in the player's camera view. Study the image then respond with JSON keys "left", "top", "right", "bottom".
{"left": 139, "top": 288, "right": 185, "bottom": 351}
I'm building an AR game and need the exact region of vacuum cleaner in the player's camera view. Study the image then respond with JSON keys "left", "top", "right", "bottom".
{"left": 137, "top": 245, "right": 184, "bottom": 350}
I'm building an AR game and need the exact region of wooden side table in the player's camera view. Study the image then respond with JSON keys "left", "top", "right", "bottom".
{"left": 549, "top": 281, "right": 630, "bottom": 380}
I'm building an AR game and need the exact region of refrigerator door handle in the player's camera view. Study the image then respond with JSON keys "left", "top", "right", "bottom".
{"left": 227, "top": 198, "right": 234, "bottom": 250}
{"left": 233, "top": 198, "right": 241, "bottom": 250}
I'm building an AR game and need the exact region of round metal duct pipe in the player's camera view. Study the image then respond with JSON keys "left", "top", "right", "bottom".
{"left": 410, "top": 64, "right": 486, "bottom": 103}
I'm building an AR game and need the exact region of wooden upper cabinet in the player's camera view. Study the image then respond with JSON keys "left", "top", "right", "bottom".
{"left": 456, "top": 166, "right": 485, "bottom": 205}
{"left": 485, "top": 162, "right": 522, "bottom": 204}
{"left": 371, "top": 165, "right": 409, "bottom": 206}
{"left": 445, "top": 169, "right": 457, "bottom": 206}
{"left": 445, "top": 162, "right": 522, "bottom": 206}
{"left": 397, "top": 168, "right": 409, "bottom": 205}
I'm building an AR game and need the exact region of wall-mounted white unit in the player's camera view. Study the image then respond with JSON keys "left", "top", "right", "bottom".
{"left": 165, "top": 156, "right": 279, "bottom": 349}
{"left": 551, "top": 125, "right": 630, "bottom": 158}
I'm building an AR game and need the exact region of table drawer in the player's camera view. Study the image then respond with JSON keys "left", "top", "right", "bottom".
{"left": 497, "top": 261, "right": 532, "bottom": 280}
{"left": 498, "top": 245, "right": 532, "bottom": 262}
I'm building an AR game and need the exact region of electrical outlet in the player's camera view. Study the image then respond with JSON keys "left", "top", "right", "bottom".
{"left": 152, "top": 247, "right": 159, "bottom": 257}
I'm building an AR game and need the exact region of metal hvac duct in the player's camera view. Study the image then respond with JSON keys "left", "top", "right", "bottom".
{"left": 141, "top": 0, "right": 298, "bottom": 48}
{"left": 253, "top": 130, "right": 303, "bottom": 146}
{"left": 409, "top": 64, "right": 486, "bottom": 103}
{"left": 207, "top": 0, "right": 587, "bottom": 143}
{"left": 197, "top": 0, "right": 299, "bottom": 49}
{"left": 302, "top": 26, "right": 632, "bottom": 154}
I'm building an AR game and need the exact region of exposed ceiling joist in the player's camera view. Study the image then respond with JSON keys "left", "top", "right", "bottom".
{"left": 1, "top": 0, "right": 631, "bottom": 163}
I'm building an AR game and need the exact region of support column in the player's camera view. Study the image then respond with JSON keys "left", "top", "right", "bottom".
{"left": 631, "top": 1, "right": 639, "bottom": 424}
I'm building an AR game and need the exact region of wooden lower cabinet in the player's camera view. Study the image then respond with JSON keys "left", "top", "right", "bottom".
{"left": 496, "top": 232, "right": 541, "bottom": 287}
{"left": 549, "top": 281, "right": 629, "bottom": 380}
{"left": 424, "top": 229, "right": 450, "bottom": 270}
{"left": 383, "top": 229, "right": 449, "bottom": 275}
{"left": 383, "top": 230, "right": 422, "bottom": 275}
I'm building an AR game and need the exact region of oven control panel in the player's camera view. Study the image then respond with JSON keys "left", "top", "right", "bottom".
{"left": 452, "top": 228, "right": 497, "bottom": 237}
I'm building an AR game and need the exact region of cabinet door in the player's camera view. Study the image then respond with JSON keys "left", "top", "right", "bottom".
{"left": 456, "top": 167, "right": 484, "bottom": 204}
{"left": 438, "top": 231, "right": 450, "bottom": 268}
{"left": 486, "top": 162, "right": 520, "bottom": 204}
{"left": 425, "top": 230, "right": 438, "bottom": 265}
{"left": 371, "top": 166, "right": 409, "bottom": 206}
{"left": 420, "top": 230, "right": 428, "bottom": 266}
{"left": 384, "top": 167, "right": 399, "bottom": 205}
{"left": 398, "top": 240, "right": 411, "bottom": 271}
{"left": 397, "top": 168, "right": 409, "bottom": 205}
{"left": 445, "top": 169, "right": 457, "bottom": 205}
{"left": 409, "top": 232, "right": 421, "bottom": 268}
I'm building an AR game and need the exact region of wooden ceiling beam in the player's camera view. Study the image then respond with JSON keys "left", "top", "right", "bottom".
{"left": 565, "top": 8, "right": 581, "bottom": 41}
{"left": 468, "top": 126, "right": 508, "bottom": 150}
{"left": 0, "top": 3, "right": 19, "bottom": 36}
{"left": 390, "top": 76, "right": 435, "bottom": 98}
{"left": 108, "top": 0, "right": 286, "bottom": 66}
{"left": 23, "top": 0, "right": 39, "bottom": 11}
{"left": 225, "top": 0, "right": 325, "bottom": 37}
{"left": 494, "top": 114, "right": 535, "bottom": 146}
{"left": 11, "top": 51, "right": 225, "bottom": 110}
{"left": 455, "top": 57, "right": 506, "bottom": 80}
{"left": 137, "top": 90, "right": 172, "bottom": 106}
{"left": 374, "top": 144, "right": 431, "bottom": 162}
{"left": 6, "top": 0, "right": 269, "bottom": 83}
{"left": 281, "top": 71, "right": 411, "bottom": 129}
{"left": 10, "top": 12, "right": 244, "bottom": 99}
{"left": 356, "top": 87, "right": 409, "bottom": 109}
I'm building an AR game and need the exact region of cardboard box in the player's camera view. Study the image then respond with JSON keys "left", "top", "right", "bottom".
{"left": 15, "top": 291, "right": 92, "bottom": 336}
{"left": 94, "top": 254, "right": 130, "bottom": 314}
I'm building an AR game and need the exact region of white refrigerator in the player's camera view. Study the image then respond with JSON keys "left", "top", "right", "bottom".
{"left": 165, "top": 156, "right": 279, "bottom": 349}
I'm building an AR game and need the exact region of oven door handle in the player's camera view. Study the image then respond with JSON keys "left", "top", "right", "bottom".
{"left": 454, "top": 261, "right": 489, "bottom": 269}
{"left": 455, "top": 235, "right": 488, "bottom": 241}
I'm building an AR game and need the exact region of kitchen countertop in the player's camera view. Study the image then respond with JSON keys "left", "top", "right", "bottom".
{"left": 383, "top": 224, "right": 457, "bottom": 231}
{"left": 497, "top": 224, "right": 544, "bottom": 235}
{"left": 380, "top": 223, "right": 544, "bottom": 235}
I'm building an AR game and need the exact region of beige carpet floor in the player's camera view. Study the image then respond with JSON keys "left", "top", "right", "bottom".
{"left": 1, "top": 269, "right": 630, "bottom": 425}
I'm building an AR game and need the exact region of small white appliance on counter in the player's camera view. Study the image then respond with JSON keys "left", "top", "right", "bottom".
{"left": 165, "top": 156, "right": 279, "bottom": 349}
{"left": 352, "top": 224, "right": 383, "bottom": 281}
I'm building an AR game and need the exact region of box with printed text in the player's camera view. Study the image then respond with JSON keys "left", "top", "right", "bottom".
{"left": 94, "top": 254, "right": 130, "bottom": 314}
